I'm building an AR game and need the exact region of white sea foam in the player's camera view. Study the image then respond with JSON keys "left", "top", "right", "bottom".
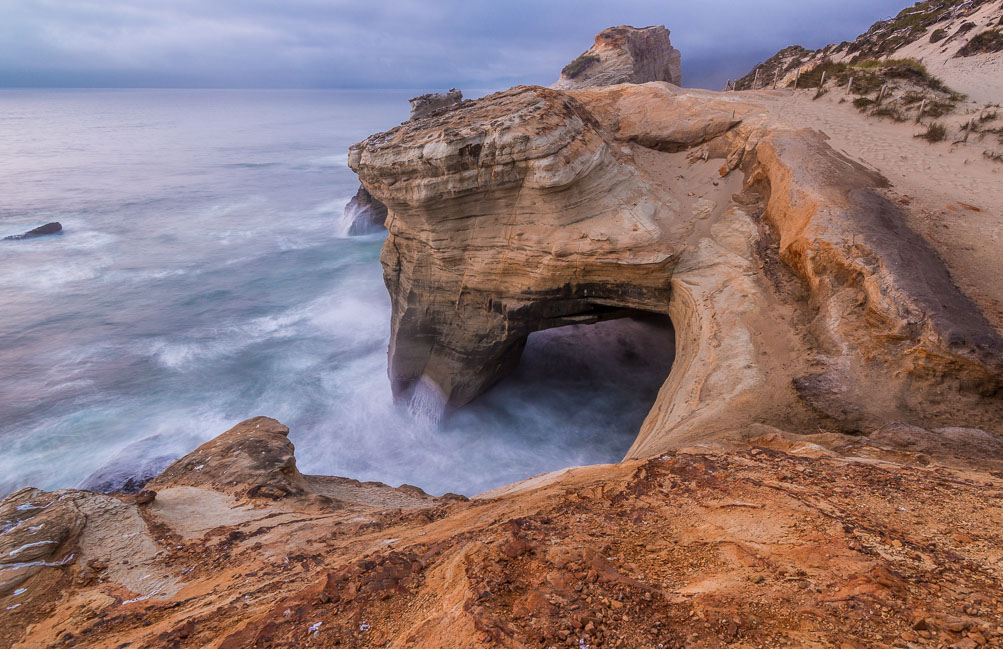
{"left": 0, "top": 90, "right": 672, "bottom": 502}
{"left": 310, "top": 153, "right": 349, "bottom": 167}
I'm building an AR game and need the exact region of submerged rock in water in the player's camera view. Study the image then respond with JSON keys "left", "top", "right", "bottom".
{"left": 408, "top": 88, "right": 463, "bottom": 120}
{"left": 342, "top": 185, "right": 389, "bottom": 235}
{"left": 3, "top": 222, "right": 62, "bottom": 240}
{"left": 78, "top": 434, "right": 180, "bottom": 495}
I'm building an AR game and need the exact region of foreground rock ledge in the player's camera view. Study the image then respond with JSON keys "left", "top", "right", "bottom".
{"left": 349, "top": 81, "right": 1003, "bottom": 451}
{"left": 2, "top": 416, "right": 1003, "bottom": 648}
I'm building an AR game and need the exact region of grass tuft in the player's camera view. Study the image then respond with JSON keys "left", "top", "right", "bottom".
{"left": 957, "top": 29, "right": 1003, "bottom": 57}
{"left": 854, "top": 97, "right": 876, "bottom": 111}
{"left": 916, "top": 122, "right": 947, "bottom": 142}
{"left": 561, "top": 54, "right": 599, "bottom": 79}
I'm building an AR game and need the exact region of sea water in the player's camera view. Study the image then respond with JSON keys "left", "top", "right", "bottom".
{"left": 0, "top": 89, "right": 674, "bottom": 497}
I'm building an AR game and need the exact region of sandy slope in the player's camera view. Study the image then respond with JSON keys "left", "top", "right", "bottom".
{"left": 740, "top": 87, "right": 1003, "bottom": 335}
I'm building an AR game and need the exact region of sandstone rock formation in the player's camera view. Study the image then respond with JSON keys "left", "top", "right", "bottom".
{"left": 3, "top": 416, "right": 1003, "bottom": 648}
{"left": 407, "top": 88, "right": 463, "bottom": 120}
{"left": 553, "top": 25, "right": 682, "bottom": 89}
{"left": 349, "top": 81, "right": 1003, "bottom": 449}
{"left": 342, "top": 185, "right": 389, "bottom": 235}
{"left": 3, "top": 222, "right": 62, "bottom": 241}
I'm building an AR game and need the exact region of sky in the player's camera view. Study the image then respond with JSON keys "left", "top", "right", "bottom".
{"left": 0, "top": 0, "right": 914, "bottom": 91}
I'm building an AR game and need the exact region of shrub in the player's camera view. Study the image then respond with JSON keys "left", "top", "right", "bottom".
{"left": 917, "top": 122, "right": 947, "bottom": 142}
{"left": 930, "top": 28, "right": 948, "bottom": 43}
{"left": 854, "top": 97, "right": 876, "bottom": 110}
{"left": 562, "top": 54, "right": 599, "bottom": 79}
{"left": 871, "top": 106, "right": 908, "bottom": 122}
{"left": 924, "top": 99, "right": 958, "bottom": 117}
{"left": 957, "top": 29, "right": 1003, "bottom": 57}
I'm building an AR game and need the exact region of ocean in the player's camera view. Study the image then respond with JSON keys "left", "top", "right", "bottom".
{"left": 0, "top": 89, "right": 673, "bottom": 497}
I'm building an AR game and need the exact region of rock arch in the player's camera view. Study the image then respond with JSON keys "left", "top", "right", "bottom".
{"left": 349, "top": 82, "right": 1003, "bottom": 455}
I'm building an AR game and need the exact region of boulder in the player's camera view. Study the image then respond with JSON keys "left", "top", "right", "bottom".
{"left": 3, "top": 222, "right": 62, "bottom": 240}
{"left": 147, "top": 416, "right": 309, "bottom": 502}
{"left": 553, "top": 25, "right": 682, "bottom": 89}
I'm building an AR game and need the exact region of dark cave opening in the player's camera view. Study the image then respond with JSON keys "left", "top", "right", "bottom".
{"left": 447, "top": 311, "right": 676, "bottom": 461}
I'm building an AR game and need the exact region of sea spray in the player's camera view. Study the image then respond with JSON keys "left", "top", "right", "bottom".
{"left": 407, "top": 376, "right": 447, "bottom": 426}
{"left": 0, "top": 89, "right": 673, "bottom": 500}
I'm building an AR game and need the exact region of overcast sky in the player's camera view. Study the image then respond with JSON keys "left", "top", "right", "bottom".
{"left": 0, "top": 0, "right": 911, "bottom": 91}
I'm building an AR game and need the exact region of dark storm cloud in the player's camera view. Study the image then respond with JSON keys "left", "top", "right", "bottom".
{"left": 0, "top": 0, "right": 911, "bottom": 90}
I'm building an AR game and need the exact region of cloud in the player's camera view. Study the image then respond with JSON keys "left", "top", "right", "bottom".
{"left": 0, "top": 0, "right": 911, "bottom": 89}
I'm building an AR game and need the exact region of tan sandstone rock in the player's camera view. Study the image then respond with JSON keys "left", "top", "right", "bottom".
{"left": 553, "top": 25, "right": 682, "bottom": 89}
{"left": 350, "top": 81, "right": 1003, "bottom": 452}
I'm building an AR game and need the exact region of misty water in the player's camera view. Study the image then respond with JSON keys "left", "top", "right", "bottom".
{"left": 0, "top": 89, "right": 675, "bottom": 498}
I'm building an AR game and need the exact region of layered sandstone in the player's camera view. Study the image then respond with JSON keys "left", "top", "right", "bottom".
{"left": 349, "top": 85, "right": 682, "bottom": 412}
{"left": 349, "top": 81, "right": 1003, "bottom": 449}
{"left": 553, "top": 25, "right": 682, "bottom": 89}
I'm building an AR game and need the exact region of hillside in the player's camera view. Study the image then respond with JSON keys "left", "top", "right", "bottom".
{"left": 737, "top": 0, "right": 1003, "bottom": 103}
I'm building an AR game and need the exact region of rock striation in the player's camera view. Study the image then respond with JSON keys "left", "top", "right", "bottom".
{"left": 408, "top": 88, "right": 463, "bottom": 120}
{"left": 553, "top": 25, "right": 682, "bottom": 89}
{"left": 350, "top": 80, "right": 1003, "bottom": 449}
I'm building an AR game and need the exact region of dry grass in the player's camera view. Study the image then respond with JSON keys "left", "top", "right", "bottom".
{"left": 958, "top": 29, "right": 1003, "bottom": 57}
{"left": 561, "top": 53, "right": 599, "bottom": 79}
{"left": 916, "top": 122, "right": 948, "bottom": 142}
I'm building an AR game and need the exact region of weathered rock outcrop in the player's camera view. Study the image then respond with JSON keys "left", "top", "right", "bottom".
{"left": 350, "top": 85, "right": 683, "bottom": 413}
{"left": 408, "top": 88, "right": 463, "bottom": 120}
{"left": 553, "top": 25, "right": 682, "bottom": 89}
{"left": 342, "top": 185, "right": 389, "bottom": 235}
{"left": 3, "top": 222, "right": 62, "bottom": 241}
{"left": 3, "top": 417, "right": 1003, "bottom": 649}
{"left": 350, "top": 81, "right": 1003, "bottom": 450}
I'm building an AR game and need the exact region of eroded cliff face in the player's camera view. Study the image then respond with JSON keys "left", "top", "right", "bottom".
{"left": 349, "top": 85, "right": 683, "bottom": 411}
{"left": 349, "top": 81, "right": 1003, "bottom": 451}
{"left": 553, "top": 25, "right": 683, "bottom": 89}
{"left": 3, "top": 417, "right": 1003, "bottom": 648}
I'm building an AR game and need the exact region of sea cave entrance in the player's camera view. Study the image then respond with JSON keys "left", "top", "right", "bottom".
{"left": 444, "top": 310, "right": 675, "bottom": 466}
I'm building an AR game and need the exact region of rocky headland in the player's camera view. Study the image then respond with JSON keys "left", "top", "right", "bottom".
{"left": 553, "top": 25, "right": 682, "bottom": 89}
{"left": 4, "top": 19, "right": 1003, "bottom": 649}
